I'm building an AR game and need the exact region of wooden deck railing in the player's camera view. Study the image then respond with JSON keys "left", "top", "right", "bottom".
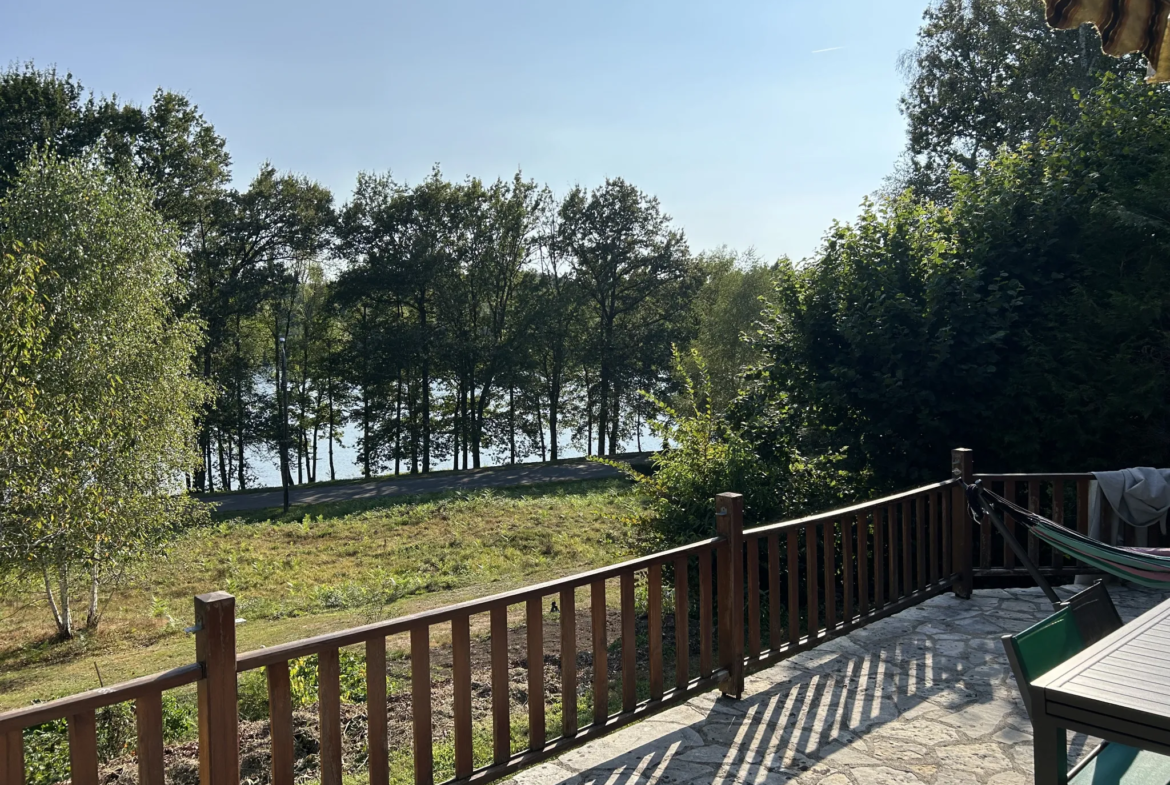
{"left": 1, "top": 447, "right": 1126, "bottom": 785}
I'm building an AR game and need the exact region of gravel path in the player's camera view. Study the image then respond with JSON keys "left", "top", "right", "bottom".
{"left": 198, "top": 460, "right": 629, "bottom": 512}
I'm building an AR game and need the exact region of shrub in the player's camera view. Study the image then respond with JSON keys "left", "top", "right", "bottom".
{"left": 602, "top": 348, "right": 856, "bottom": 549}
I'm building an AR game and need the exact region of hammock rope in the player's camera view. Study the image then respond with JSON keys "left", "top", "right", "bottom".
{"left": 965, "top": 481, "right": 1170, "bottom": 591}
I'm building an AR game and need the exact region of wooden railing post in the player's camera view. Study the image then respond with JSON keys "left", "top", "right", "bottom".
{"left": 195, "top": 591, "right": 239, "bottom": 785}
{"left": 950, "top": 449, "right": 974, "bottom": 599}
{"left": 716, "top": 492, "right": 744, "bottom": 698}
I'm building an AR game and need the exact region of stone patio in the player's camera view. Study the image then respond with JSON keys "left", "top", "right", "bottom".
{"left": 505, "top": 585, "right": 1170, "bottom": 785}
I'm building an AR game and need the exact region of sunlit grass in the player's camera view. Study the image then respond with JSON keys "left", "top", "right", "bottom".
{"left": 0, "top": 478, "right": 640, "bottom": 709}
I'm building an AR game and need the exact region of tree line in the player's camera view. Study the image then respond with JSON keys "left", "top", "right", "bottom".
{"left": 0, "top": 63, "right": 773, "bottom": 495}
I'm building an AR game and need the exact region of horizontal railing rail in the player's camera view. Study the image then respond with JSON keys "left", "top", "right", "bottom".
{"left": 3, "top": 447, "right": 1120, "bottom": 785}
{"left": 0, "top": 663, "right": 203, "bottom": 734}
{"left": 739, "top": 477, "right": 965, "bottom": 679}
{"left": 235, "top": 536, "right": 724, "bottom": 672}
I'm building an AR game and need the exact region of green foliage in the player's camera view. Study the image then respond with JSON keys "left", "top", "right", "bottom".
{"left": 894, "top": 0, "right": 1135, "bottom": 199}
{"left": 755, "top": 74, "right": 1170, "bottom": 486}
{"left": 747, "top": 192, "right": 1020, "bottom": 484}
{"left": 0, "top": 153, "right": 210, "bottom": 635}
{"left": 605, "top": 348, "right": 854, "bottom": 547}
{"left": 238, "top": 650, "right": 376, "bottom": 721}
{"left": 21, "top": 694, "right": 195, "bottom": 785}
{"left": 687, "top": 247, "right": 776, "bottom": 412}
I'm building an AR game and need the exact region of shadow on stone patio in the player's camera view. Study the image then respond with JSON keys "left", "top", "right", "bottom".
{"left": 506, "top": 585, "right": 1170, "bottom": 785}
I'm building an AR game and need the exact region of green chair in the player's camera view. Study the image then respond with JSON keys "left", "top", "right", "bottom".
{"left": 1003, "top": 591, "right": 1170, "bottom": 785}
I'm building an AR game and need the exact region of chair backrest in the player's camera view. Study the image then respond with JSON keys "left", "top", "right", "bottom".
{"left": 1059, "top": 580, "right": 1123, "bottom": 647}
{"left": 1002, "top": 607, "right": 1086, "bottom": 716}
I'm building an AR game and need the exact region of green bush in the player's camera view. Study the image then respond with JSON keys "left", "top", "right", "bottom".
{"left": 603, "top": 348, "right": 856, "bottom": 548}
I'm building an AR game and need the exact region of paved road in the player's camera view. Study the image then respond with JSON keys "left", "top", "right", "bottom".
{"left": 198, "top": 459, "right": 632, "bottom": 512}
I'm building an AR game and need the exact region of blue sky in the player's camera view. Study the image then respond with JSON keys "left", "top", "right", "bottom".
{"left": 4, "top": 0, "right": 929, "bottom": 264}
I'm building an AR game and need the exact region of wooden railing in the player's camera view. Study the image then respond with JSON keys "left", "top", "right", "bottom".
{"left": 4, "top": 447, "right": 1127, "bottom": 785}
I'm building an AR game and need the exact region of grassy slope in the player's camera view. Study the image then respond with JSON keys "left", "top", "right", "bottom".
{"left": 0, "top": 478, "right": 640, "bottom": 710}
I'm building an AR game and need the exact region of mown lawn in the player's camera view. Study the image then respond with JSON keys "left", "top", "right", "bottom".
{"left": 0, "top": 478, "right": 642, "bottom": 711}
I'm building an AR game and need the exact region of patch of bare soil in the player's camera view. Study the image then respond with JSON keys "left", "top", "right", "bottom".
{"left": 95, "top": 609, "right": 692, "bottom": 785}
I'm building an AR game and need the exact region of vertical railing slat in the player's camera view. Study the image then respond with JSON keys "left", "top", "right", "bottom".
{"left": 929, "top": 494, "right": 940, "bottom": 585}
{"left": 674, "top": 556, "right": 689, "bottom": 691}
{"left": 747, "top": 536, "right": 761, "bottom": 659}
{"left": 560, "top": 587, "right": 578, "bottom": 738}
{"left": 888, "top": 504, "right": 900, "bottom": 601}
{"left": 648, "top": 563, "right": 664, "bottom": 700}
{"left": 1077, "top": 478, "right": 1091, "bottom": 536}
{"left": 787, "top": 529, "right": 799, "bottom": 645}
{"left": 901, "top": 501, "right": 912, "bottom": 596}
{"left": 858, "top": 512, "right": 870, "bottom": 616}
{"left": 135, "top": 692, "right": 165, "bottom": 785}
{"left": 843, "top": 516, "right": 855, "bottom": 623}
{"left": 805, "top": 523, "right": 819, "bottom": 636}
{"left": 1, "top": 728, "right": 24, "bottom": 785}
{"left": 268, "top": 662, "right": 295, "bottom": 785}
{"left": 591, "top": 580, "right": 609, "bottom": 724}
{"left": 68, "top": 710, "right": 98, "bottom": 785}
{"left": 1028, "top": 480, "right": 1041, "bottom": 565}
{"left": 527, "top": 597, "right": 546, "bottom": 750}
{"left": 874, "top": 506, "right": 886, "bottom": 608}
{"left": 1053, "top": 480, "right": 1065, "bottom": 569}
{"left": 366, "top": 637, "right": 389, "bottom": 785}
{"left": 942, "top": 490, "right": 953, "bottom": 577}
{"left": 767, "top": 534, "right": 782, "bottom": 650}
{"left": 979, "top": 481, "right": 993, "bottom": 568}
{"left": 916, "top": 496, "right": 926, "bottom": 591}
{"left": 620, "top": 573, "right": 637, "bottom": 712}
{"left": 411, "top": 626, "right": 434, "bottom": 785}
{"left": 698, "top": 549, "right": 713, "bottom": 677}
{"left": 318, "top": 649, "right": 344, "bottom": 785}
{"left": 823, "top": 519, "right": 836, "bottom": 629}
{"left": 452, "top": 614, "right": 474, "bottom": 778}
{"left": 490, "top": 605, "right": 510, "bottom": 765}
{"left": 1003, "top": 480, "right": 1017, "bottom": 569}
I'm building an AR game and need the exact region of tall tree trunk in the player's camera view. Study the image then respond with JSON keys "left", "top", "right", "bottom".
{"left": 537, "top": 396, "right": 546, "bottom": 462}
{"left": 419, "top": 298, "right": 431, "bottom": 474}
{"left": 42, "top": 562, "right": 66, "bottom": 637}
{"left": 395, "top": 368, "right": 403, "bottom": 476}
{"left": 235, "top": 317, "right": 247, "bottom": 490}
{"left": 327, "top": 380, "right": 336, "bottom": 482}
{"left": 86, "top": 556, "right": 100, "bottom": 630}
{"left": 548, "top": 363, "right": 561, "bottom": 463}
{"left": 310, "top": 398, "right": 319, "bottom": 483}
{"left": 453, "top": 379, "right": 461, "bottom": 471}
{"left": 361, "top": 381, "right": 371, "bottom": 479}
{"left": 217, "top": 430, "right": 230, "bottom": 491}
{"left": 57, "top": 563, "right": 73, "bottom": 639}
{"left": 204, "top": 438, "right": 215, "bottom": 493}
{"left": 470, "top": 377, "right": 481, "bottom": 469}
{"left": 508, "top": 385, "right": 516, "bottom": 465}
{"left": 410, "top": 377, "right": 419, "bottom": 474}
{"left": 596, "top": 362, "right": 609, "bottom": 458}
{"left": 461, "top": 386, "right": 469, "bottom": 470}
{"left": 609, "top": 382, "right": 620, "bottom": 457}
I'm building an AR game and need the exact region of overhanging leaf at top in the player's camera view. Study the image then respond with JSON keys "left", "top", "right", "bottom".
{"left": 1046, "top": 0, "right": 1170, "bottom": 82}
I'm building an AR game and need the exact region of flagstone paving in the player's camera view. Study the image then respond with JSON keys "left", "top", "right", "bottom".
{"left": 504, "top": 585, "right": 1170, "bottom": 785}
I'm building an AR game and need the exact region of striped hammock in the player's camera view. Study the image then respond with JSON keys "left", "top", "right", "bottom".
{"left": 971, "top": 484, "right": 1170, "bottom": 589}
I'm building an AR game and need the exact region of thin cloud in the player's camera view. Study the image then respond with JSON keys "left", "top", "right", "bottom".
{"left": 811, "top": 46, "right": 845, "bottom": 54}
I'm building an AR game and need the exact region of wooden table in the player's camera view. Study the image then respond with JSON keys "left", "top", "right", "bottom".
{"left": 1032, "top": 595, "right": 1170, "bottom": 784}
